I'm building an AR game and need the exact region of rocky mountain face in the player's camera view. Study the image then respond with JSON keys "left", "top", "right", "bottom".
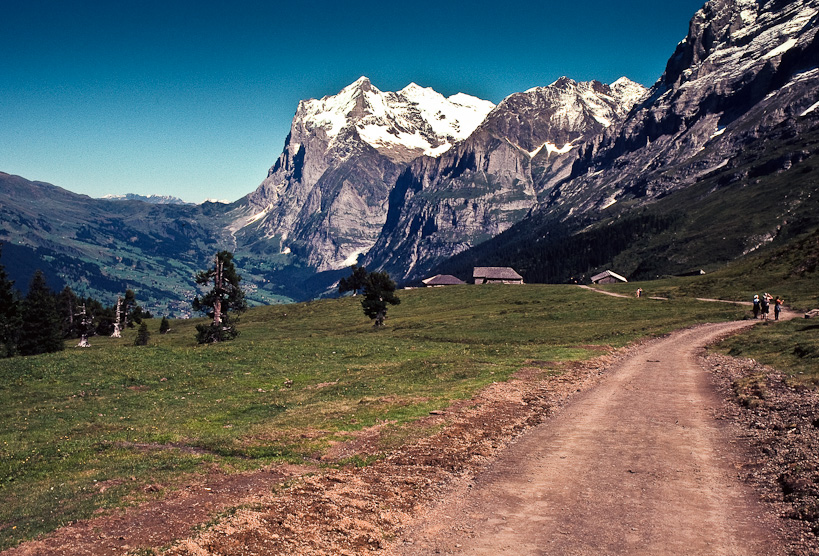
{"left": 230, "top": 77, "right": 494, "bottom": 271}
{"left": 547, "top": 0, "right": 819, "bottom": 215}
{"left": 7, "top": 0, "right": 816, "bottom": 308}
{"left": 438, "top": 0, "right": 819, "bottom": 283}
{"left": 363, "top": 77, "right": 646, "bottom": 279}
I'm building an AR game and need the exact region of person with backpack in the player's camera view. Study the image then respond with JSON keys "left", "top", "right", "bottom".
{"left": 752, "top": 294, "right": 760, "bottom": 319}
{"left": 774, "top": 296, "right": 784, "bottom": 321}
{"left": 760, "top": 293, "right": 770, "bottom": 320}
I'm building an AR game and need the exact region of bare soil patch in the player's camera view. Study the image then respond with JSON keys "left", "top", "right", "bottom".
{"left": 703, "top": 352, "right": 819, "bottom": 555}
{"left": 3, "top": 350, "right": 617, "bottom": 555}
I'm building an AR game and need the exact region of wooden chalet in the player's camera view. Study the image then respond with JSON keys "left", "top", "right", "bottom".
{"left": 591, "top": 270, "right": 628, "bottom": 284}
{"left": 473, "top": 267, "right": 524, "bottom": 285}
{"left": 421, "top": 274, "right": 466, "bottom": 287}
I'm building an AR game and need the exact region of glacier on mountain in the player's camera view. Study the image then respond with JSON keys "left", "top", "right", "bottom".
{"left": 298, "top": 76, "right": 495, "bottom": 159}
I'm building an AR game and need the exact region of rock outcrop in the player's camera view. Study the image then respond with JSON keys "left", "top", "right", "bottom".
{"left": 549, "top": 0, "right": 819, "bottom": 214}
{"left": 229, "top": 77, "right": 494, "bottom": 271}
{"left": 364, "top": 78, "right": 646, "bottom": 279}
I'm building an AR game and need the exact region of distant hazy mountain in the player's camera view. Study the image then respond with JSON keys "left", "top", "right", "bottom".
{"left": 101, "top": 193, "right": 192, "bottom": 205}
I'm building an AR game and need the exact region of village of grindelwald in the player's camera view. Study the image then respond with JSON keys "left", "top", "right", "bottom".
{"left": 2, "top": 0, "right": 819, "bottom": 554}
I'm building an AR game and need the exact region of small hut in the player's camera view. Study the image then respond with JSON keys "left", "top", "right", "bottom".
{"left": 421, "top": 274, "right": 466, "bottom": 287}
{"left": 473, "top": 267, "right": 524, "bottom": 285}
{"left": 591, "top": 270, "right": 628, "bottom": 284}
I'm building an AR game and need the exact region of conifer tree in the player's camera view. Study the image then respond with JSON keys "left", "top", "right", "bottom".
{"left": 339, "top": 264, "right": 369, "bottom": 296}
{"left": 192, "top": 251, "right": 246, "bottom": 343}
{"left": 134, "top": 322, "right": 150, "bottom": 346}
{"left": 360, "top": 271, "right": 400, "bottom": 327}
{"left": 159, "top": 316, "right": 170, "bottom": 334}
{"left": 19, "top": 270, "right": 64, "bottom": 356}
{"left": 0, "top": 247, "right": 22, "bottom": 357}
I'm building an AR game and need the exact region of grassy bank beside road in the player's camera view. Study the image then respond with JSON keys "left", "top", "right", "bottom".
{"left": 0, "top": 285, "right": 743, "bottom": 549}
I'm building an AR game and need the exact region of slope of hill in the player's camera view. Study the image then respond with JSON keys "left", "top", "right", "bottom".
{"left": 432, "top": 114, "right": 819, "bottom": 294}
{"left": 0, "top": 172, "right": 295, "bottom": 314}
{"left": 433, "top": 0, "right": 819, "bottom": 291}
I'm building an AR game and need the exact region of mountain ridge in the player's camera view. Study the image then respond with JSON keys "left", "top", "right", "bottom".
{"left": 3, "top": 0, "right": 818, "bottom": 310}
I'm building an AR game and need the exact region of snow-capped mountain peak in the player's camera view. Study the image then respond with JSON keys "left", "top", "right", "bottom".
{"left": 101, "top": 193, "right": 191, "bottom": 205}
{"left": 296, "top": 77, "right": 495, "bottom": 161}
{"left": 610, "top": 76, "right": 648, "bottom": 106}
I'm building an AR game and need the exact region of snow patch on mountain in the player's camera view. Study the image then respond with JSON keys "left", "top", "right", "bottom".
{"left": 101, "top": 193, "right": 191, "bottom": 205}
{"left": 298, "top": 77, "right": 495, "bottom": 158}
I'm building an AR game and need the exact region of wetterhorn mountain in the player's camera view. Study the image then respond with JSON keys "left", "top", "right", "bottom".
{"left": 227, "top": 77, "right": 495, "bottom": 272}
{"left": 3, "top": 0, "right": 817, "bottom": 311}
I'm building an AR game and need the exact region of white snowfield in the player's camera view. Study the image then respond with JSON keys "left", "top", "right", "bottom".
{"left": 298, "top": 76, "right": 495, "bottom": 158}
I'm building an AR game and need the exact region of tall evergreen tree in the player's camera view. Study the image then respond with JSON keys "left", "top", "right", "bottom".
{"left": 360, "top": 271, "right": 400, "bottom": 327}
{"left": 192, "top": 251, "right": 247, "bottom": 343}
{"left": 57, "top": 286, "right": 79, "bottom": 339}
{"left": 19, "top": 270, "right": 64, "bottom": 356}
{"left": 134, "top": 322, "right": 150, "bottom": 346}
{"left": 0, "top": 246, "right": 22, "bottom": 357}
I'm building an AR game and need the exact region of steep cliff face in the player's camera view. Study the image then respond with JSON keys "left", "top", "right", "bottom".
{"left": 552, "top": 0, "right": 819, "bottom": 214}
{"left": 230, "top": 77, "right": 495, "bottom": 271}
{"left": 365, "top": 78, "right": 646, "bottom": 279}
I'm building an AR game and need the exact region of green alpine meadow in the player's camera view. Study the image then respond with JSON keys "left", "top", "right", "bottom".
{"left": 0, "top": 283, "right": 755, "bottom": 549}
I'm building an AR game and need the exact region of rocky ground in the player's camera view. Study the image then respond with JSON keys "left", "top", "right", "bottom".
{"left": 703, "top": 351, "right": 819, "bottom": 555}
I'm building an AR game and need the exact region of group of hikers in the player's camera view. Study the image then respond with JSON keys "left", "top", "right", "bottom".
{"left": 752, "top": 293, "right": 784, "bottom": 321}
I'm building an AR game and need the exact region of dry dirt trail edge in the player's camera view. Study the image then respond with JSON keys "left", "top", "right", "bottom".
{"left": 387, "top": 320, "right": 788, "bottom": 556}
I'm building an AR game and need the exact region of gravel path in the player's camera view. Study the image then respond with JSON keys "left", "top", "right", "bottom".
{"left": 389, "top": 321, "right": 790, "bottom": 555}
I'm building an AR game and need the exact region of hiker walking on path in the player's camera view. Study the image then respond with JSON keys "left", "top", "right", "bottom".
{"left": 753, "top": 294, "right": 760, "bottom": 319}
{"left": 760, "top": 293, "right": 771, "bottom": 320}
{"left": 774, "top": 296, "right": 784, "bottom": 321}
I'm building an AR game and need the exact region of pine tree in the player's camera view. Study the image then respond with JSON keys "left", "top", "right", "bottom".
{"left": 192, "top": 251, "right": 247, "bottom": 343}
{"left": 122, "top": 289, "right": 145, "bottom": 328}
{"left": 339, "top": 264, "right": 369, "bottom": 296}
{"left": 360, "top": 271, "right": 400, "bottom": 327}
{"left": 159, "top": 316, "right": 170, "bottom": 334}
{"left": 0, "top": 247, "right": 22, "bottom": 357}
{"left": 134, "top": 322, "right": 150, "bottom": 346}
{"left": 18, "top": 270, "right": 64, "bottom": 356}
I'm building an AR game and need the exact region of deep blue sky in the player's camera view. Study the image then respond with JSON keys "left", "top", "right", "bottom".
{"left": 1, "top": 1, "right": 704, "bottom": 203}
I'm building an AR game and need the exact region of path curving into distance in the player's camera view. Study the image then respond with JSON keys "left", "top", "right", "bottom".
{"left": 388, "top": 320, "right": 789, "bottom": 555}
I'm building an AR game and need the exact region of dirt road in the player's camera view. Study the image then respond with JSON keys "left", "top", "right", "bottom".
{"left": 389, "top": 321, "right": 788, "bottom": 556}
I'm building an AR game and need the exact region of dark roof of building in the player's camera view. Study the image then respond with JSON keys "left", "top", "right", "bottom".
{"left": 422, "top": 274, "right": 466, "bottom": 286}
{"left": 473, "top": 267, "right": 523, "bottom": 280}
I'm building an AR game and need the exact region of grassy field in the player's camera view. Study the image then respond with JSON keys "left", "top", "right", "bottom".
{"left": 0, "top": 284, "right": 751, "bottom": 549}
{"left": 714, "top": 318, "right": 819, "bottom": 386}
{"left": 598, "top": 227, "right": 819, "bottom": 312}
